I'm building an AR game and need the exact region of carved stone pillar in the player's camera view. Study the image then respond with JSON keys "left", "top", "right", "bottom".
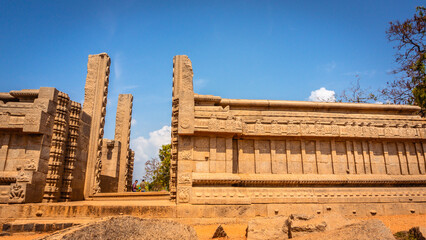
{"left": 114, "top": 94, "right": 133, "bottom": 192}
{"left": 82, "top": 53, "right": 110, "bottom": 198}
{"left": 171, "top": 55, "right": 194, "bottom": 202}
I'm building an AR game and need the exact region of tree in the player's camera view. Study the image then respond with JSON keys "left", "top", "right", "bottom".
{"left": 337, "top": 75, "right": 378, "bottom": 103}
{"left": 143, "top": 157, "right": 160, "bottom": 190}
{"left": 143, "top": 144, "right": 171, "bottom": 191}
{"left": 383, "top": 6, "right": 426, "bottom": 111}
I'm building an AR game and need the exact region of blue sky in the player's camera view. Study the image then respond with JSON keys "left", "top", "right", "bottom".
{"left": 0, "top": 0, "right": 420, "bottom": 181}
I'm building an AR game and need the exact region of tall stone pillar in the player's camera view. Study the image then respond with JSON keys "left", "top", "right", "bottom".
{"left": 170, "top": 55, "right": 194, "bottom": 202}
{"left": 114, "top": 94, "right": 133, "bottom": 192}
{"left": 83, "top": 53, "right": 110, "bottom": 198}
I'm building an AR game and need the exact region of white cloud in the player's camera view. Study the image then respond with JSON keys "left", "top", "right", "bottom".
{"left": 130, "top": 126, "right": 171, "bottom": 181}
{"left": 309, "top": 87, "right": 336, "bottom": 102}
{"left": 131, "top": 119, "right": 137, "bottom": 126}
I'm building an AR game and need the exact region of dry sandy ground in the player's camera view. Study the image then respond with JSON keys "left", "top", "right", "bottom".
{"left": 0, "top": 214, "right": 424, "bottom": 240}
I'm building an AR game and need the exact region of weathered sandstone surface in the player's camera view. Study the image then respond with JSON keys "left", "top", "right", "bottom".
{"left": 39, "top": 216, "right": 198, "bottom": 240}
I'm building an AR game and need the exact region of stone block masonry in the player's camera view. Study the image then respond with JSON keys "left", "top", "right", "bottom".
{"left": 0, "top": 53, "right": 135, "bottom": 202}
{"left": 0, "top": 88, "right": 86, "bottom": 203}
{"left": 170, "top": 55, "right": 426, "bottom": 208}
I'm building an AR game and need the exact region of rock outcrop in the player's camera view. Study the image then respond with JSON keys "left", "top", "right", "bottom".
{"left": 39, "top": 216, "right": 198, "bottom": 240}
{"left": 291, "top": 219, "right": 395, "bottom": 240}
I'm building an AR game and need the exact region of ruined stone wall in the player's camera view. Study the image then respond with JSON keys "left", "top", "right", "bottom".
{"left": 99, "top": 139, "right": 120, "bottom": 193}
{"left": 82, "top": 53, "right": 110, "bottom": 197}
{"left": 0, "top": 88, "right": 84, "bottom": 203}
{"left": 171, "top": 55, "right": 426, "bottom": 207}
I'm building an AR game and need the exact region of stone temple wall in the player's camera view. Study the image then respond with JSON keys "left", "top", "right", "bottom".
{"left": 171, "top": 55, "right": 426, "bottom": 207}
{"left": 0, "top": 53, "right": 135, "bottom": 203}
{"left": 99, "top": 94, "right": 134, "bottom": 193}
{"left": 0, "top": 88, "right": 89, "bottom": 203}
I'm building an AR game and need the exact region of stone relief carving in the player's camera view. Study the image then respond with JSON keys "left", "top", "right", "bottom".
{"left": 178, "top": 187, "right": 190, "bottom": 203}
{"left": 178, "top": 173, "right": 191, "bottom": 184}
{"left": 180, "top": 118, "right": 190, "bottom": 129}
{"left": 180, "top": 151, "right": 191, "bottom": 160}
{"left": 254, "top": 119, "right": 264, "bottom": 134}
{"left": 16, "top": 167, "right": 30, "bottom": 182}
{"left": 24, "top": 159, "right": 36, "bottom": 171}
{"left": 196, "top": 115, "right": 424, "bottom": 139}
{"left": 9, "top": 183, "right": 25, "bottom": 202}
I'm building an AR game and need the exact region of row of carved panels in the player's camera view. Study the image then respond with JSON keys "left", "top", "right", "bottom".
{"left": 193, "top": 106, "right": 423, "bottom": 120}
{"left": 193, "top": 118, "right": 426, "bottom": 139}
{"left": 181, "top": 187, "right": 426, "bottom": 204}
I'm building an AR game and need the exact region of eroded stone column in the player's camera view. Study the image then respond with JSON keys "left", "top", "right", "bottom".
{"left": 114, "top": 94, "right": 133, "bottom": 192}
{"left": 171, "top": 55, "right": 194, "bottom": 202}
{"left": 83, "top": 53, "right": 110, "bottom": 198}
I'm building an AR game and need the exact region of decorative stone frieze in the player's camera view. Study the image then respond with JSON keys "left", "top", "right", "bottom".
{"left": 170, "top": 55, "right": 426, "bottom": 206}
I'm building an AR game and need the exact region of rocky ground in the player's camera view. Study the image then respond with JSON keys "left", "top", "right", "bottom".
{"left": 0, "top": 214, "right": 424, "bottom": 240}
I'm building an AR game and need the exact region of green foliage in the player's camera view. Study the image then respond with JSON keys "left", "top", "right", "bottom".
{"left": 394, "top": 231, "right": 418, "bottom": 240}
{"left": 143, "top": 144, "right": 171, "bottom": 191}
{"left": 385, "top": 6, "right": 426, "bottom": 114}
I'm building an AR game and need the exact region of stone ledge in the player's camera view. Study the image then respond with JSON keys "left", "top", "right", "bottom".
{"left": 192, "top": 173, "right": 426, "bottom": 186}
{"left": 1, "top": 222, "right": 78, "bottom": 233}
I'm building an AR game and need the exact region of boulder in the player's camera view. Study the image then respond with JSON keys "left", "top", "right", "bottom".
{"left": 38, "top": 216, "right": 198, "bottom": 240}
{"left": 246, "top": 216, "right": 288, "bottom": 240}
{"left": 291, "top": 219, "right": 395, "bottom": 240}
{"left": 287, "top": 214, "right": 327, "bottom": 238}
{"left": 246, "top": 213, "right": 356, "bottom": 240}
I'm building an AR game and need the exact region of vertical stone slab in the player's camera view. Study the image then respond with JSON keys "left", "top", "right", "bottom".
{"left": 362, "top": 141, "right": 372, "bottom": 174}
{"left": 386, "top": 142, "right": 401, "bottom": 175}
{"left": 346, "top": 141, "right": 356, "bottom": 174}
{"left": 43, "top": 91, "right": 70, "bottom": 202}
{"left": 126, "top": 149, "right": 135, "bottom": 191}
{"left": 0, "top": 134, "right": 10, "bottom": 171}
{"left": 397, "top": 142, "right": 409, "bottom": 175}
{"left": 382, "top": 142, "right": 390, "bottom": 174}
{"left": 330, "top": 140, "right": 337, "bottom": 174}
{"left": 334, "top": 141, "right": 348, "bottom": 174}
{"left": 300, "top": 140, "right": 306, "bottom": 174}
{"left": 172, "top": 55, "right": 194, "bottom": 203}
{"left": 318, "top": 141, "right": 332, "bottom": 174}
{"left": 303, "top": 140, "right": 316, "bottom": 174}
{"left": 288, "top": 140, "right": 302, "bottom": 174}
{"left": 114, "top": 94, "right": 133, "bottom": 192}
{"left": 273, "top": 140, "right": 286, "bottom": 174}
{"left": 99, "top": 140, "right": 121, "bottom": 192}
{"left": 174, "top": 55, "right": 194, "bottom": 135}
{"left": 415, "top": 142, "right": 425, "bottom": 174}
{"left": 370, "top": 142, "right": 386, "bottom": 174}
{"left": 405, "top": 142, "right": 420, "bottom": 174}
{"left": 60, "top": 101, "right": 82, "bottom": 201}
{"left": 225, "top": 138, "right": 233, "bottom": 173}
{"left": 82, "top": 53, "right": 110, "bottom": 198}
{"left": 255, "top": 140, "right": 271, "bottom": 173}
{"left": 239, "top": 139, "right": 255, "bottom": 173}
{"left": 315, "top": 140, "right": 320, "bottom": 174}
{"left": 209, "top": 137, "right": 217, "bottom": 173}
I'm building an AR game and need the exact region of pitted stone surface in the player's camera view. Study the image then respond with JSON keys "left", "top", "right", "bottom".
{"left": 39, "top": 216, "right": 198, "bottom": 240}
{"left": 291, "top": 219, "right": 395, "bottom": 240}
